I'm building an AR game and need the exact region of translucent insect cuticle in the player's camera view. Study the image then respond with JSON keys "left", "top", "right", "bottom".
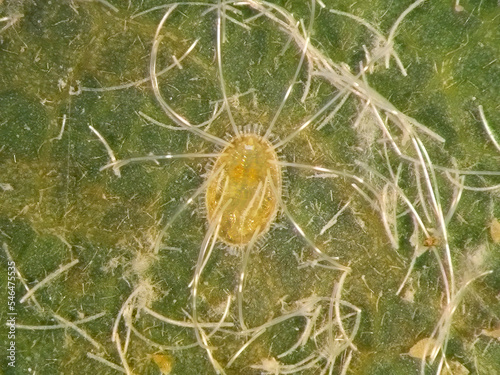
{"left": 206, "top": 133, "right": 281, "bottom": 246}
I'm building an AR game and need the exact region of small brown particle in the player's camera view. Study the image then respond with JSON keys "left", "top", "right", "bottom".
{"left": 423, "top": 236, "right": 439, "bottom": 247}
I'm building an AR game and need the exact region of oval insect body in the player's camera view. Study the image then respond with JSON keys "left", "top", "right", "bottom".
{"left": 205, "top": 133, "right": 281, "bottom": 246}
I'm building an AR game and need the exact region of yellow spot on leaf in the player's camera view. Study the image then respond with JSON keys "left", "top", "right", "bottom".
{"left": 151, "top": 353, "right": 173, "bottom": 374}
{"left": 408, "top": 337, "right": 437, "bottom": 359}
{"left": 490, "top": 218, "right": 500, "bottom": 243}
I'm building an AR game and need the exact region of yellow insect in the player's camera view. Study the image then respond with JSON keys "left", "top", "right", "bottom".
{"left": 206, "top": 133, "right": 280, "bottom": 247}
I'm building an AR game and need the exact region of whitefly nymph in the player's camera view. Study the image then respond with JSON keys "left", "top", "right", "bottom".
{"left": 206, "top": 132, "right": 281, "bottom": 247}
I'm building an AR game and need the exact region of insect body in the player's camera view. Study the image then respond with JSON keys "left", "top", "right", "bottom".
{"left": 206, "top": 133, "right": 281, "bottom": 246}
